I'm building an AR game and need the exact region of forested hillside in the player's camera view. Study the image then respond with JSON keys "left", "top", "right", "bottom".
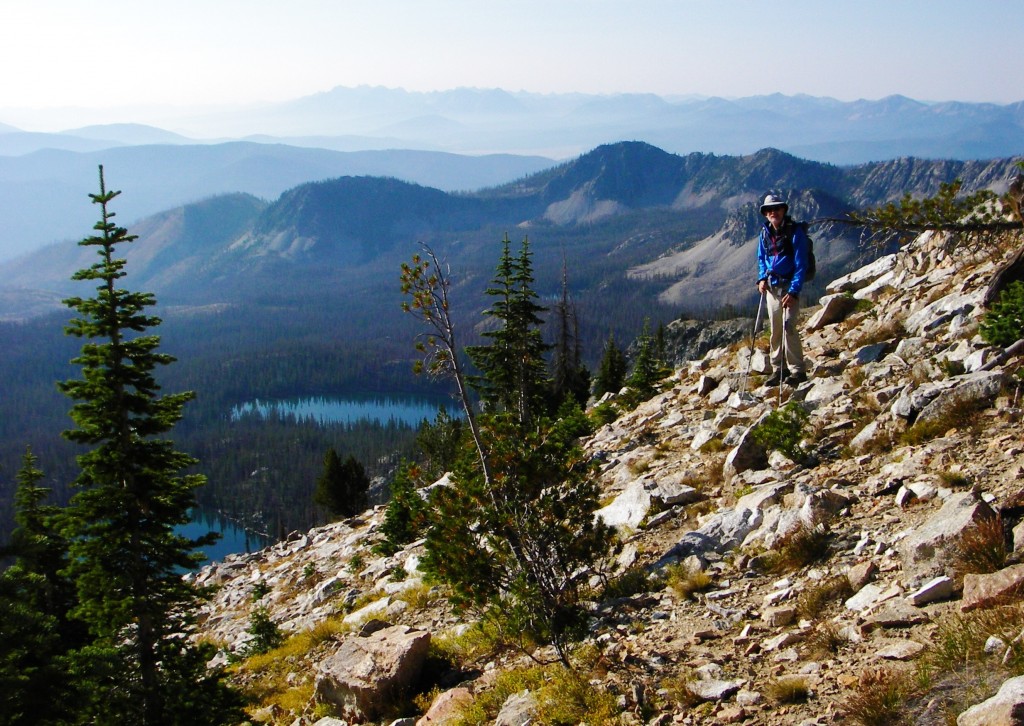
{"left": 0, "top": 142, "right": 1019, "bottom": 549}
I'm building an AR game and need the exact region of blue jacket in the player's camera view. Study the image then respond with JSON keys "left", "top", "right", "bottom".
{"left": 757, "top": 216, "right": 810, "bottom": 295}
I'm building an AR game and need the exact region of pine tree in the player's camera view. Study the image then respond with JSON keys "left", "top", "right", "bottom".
{"left": 627, "top": 318, "right": 663, "bottom": 399}
{"left": 400, "top": 242, "right": 614, "bottom": 666}
{"left": 58, "top": 167, "right": 243, "bottom": 725}
{"left": 467, "top": 235, "right": 550, "bottom": 427}
{"left": 0, "top": 449, "right": 79, "bottom": 726}
{"left": 549, "top": 258, "right": 591, "bottom": 409}
{"left": 314, "top": 448, "right": 369, "bottom": 518}
{"left": 654, "top": 322, "right": 669, "bottom": 369}
{"left": 421, "top": 415, "right": 613, "bottom": 664}
{"left": 415, "top": 407, "right": 467, "bottom": 479}
{"left": 376, "top": 462, "right": 430, "bottom": 555}
{"left": 593, "top": 332, "right": 627, "bottom": 398}
{"left": 401, "top": 246, "right": 491, "bottom": 485}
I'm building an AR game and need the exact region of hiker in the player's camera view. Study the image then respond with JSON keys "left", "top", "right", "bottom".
{"left": 756, "top": 194, "right": 808, "bottom": 385}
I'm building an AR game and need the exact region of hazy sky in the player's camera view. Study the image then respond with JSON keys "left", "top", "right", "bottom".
{"left": 3, "top": 0, "right": 1023, "bottom": 131}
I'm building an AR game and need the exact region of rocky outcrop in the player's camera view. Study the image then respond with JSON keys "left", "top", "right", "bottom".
{"left": 957, "top": 675, "right": 1024, "bottom": 725}
{"left": 314, "top": 624, "right": 431, "bottom": 722}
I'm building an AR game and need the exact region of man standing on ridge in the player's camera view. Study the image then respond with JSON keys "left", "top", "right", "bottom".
{"left": 757, "top": 193, "right": 808, "bottom": 385}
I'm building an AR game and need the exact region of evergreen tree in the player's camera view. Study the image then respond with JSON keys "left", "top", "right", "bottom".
{"left": 401, "top": 246, "right": 491, "bottom": 485}
{"left": 58, "top": 167, "right": 243, "bottom": 725}
{"left": 376, "top": 462, "right": 430, "bottom": 554}
{"left": 626, "top": 318, "right": 663, "bottom": 399}
{"left": 415, "top": 407, "right": 467, "bottom": 479}
{"left": 593, "top": 332, "right": 627, "bottom": 398}
{"left": 549, "top": 258, "right": 591, "bottom": 409}
{"left": 401, "top": 243, "right": 615, "bottom": 666}
{"left": 654, "top": 322, "right": 669, "bottom": 369}
{"left": 422, "top": 414, "right": 613, "bottom": 665}
{"left": 467, "top": 235, "right": 551, "bottom": 427}
{"left": 313, "top": 448, "right": 370, "bottom": 518}
{"left": 4, "top": 448, "right": 76, "bottom": 627}
{"left": 0, "top": 449, "right": 78, "bottom": 726}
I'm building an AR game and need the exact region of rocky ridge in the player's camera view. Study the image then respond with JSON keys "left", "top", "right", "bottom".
{"left": 194, "top": 228, "right": 1024, "bottom": 725}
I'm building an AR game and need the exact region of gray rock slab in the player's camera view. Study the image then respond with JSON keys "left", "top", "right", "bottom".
{"left": 908, "top": 576, "right": 954, "bottom": 606}
{"left": 686, "top": 678, "right": 744, "bottom": 702}
{"left": 595, "top": 479, "right": 651, "bottom": 531}
{"left": 957, "top": 674, "right": 1024, "bottom": 725}
{"left": 900, "top": 492, "right": 995, "bottom": 574}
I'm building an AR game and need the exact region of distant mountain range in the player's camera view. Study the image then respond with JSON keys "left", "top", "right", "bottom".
{"left": 2, "top": 88, "right": 1022, "bottom": 262}
{"left": 2, "top": 142, "right": 1018, "bottom": 337}
{"left": 4, "top": 88, "right": 1023, "bottom": 162}
{"left": 0, "top": 144, "right": 554, "bottom": 261}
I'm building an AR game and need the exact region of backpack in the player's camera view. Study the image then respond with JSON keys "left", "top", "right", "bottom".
{"left": 785, "top": 221, "right": 816, "bottom": 282}
{"left": 799, "top": 222, "right": 817, "bottom": 282}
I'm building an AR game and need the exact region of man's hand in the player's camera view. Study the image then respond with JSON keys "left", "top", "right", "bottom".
{"left": 757, "top": 280, "right": 767, "bottom": 295}
{"left": 781, "top": 293, "right": 797, "bottom": 308}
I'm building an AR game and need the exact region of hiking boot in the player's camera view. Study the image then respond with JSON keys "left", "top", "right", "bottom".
{"left": 785, "top": 371, "right": 808, "bottom": 385}
{"left": 764, "top": 369, "right": 788, "bottom": 386}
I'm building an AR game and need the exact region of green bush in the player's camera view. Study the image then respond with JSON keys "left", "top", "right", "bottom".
{"left": 242, "top": 607, "right": 284, "bottom": 657}
{"left": 590, "top": 401, "right": 620, "bottom": 427}
{"left": 752, "top": 403, "right": 809, "bottom": 461}
{"left": 981, "top": 280, "right": 1024, "bottom": 347}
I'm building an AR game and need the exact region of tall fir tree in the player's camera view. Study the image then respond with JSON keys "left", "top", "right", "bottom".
{"left": 593, "top": 332, "right": 627, "bottom": 398}
{"left": 58, "top": 167, "right": 242, "bottom": 725}
{"left": 402, "top": 240, "right": 613, "bottom": 666}
{"left": 313, "top": 448, "right": 370, "bottom": 518}
{"left": 0, "top": 448, "right": 79, "bottom": 726}
{"left": 467, "top": 235, "right": 550, "bottom": 426}
{"left": 549, "top": 258, "right": 591, "bottom": 409}
{"left": 626, "top": 318, "right": 662, "bottom": 399}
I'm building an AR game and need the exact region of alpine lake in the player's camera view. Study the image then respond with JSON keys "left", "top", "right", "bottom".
{"left": 184, "top": 393, "right": 460, "bottom": 567}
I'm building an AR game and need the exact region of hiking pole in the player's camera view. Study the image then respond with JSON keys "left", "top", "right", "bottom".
{"left": 778, "top": 305, "right": 788, "bottom": 409}
{"left": 740, "top": 291, "right": 767, "bottom": 395}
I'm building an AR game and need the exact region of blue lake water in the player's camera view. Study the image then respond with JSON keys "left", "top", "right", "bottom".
{"left": 178, "top": 513, "right": 272, "bottom": 569}
{"left": 230, "top": 394, "right": 462, "bottom": 427}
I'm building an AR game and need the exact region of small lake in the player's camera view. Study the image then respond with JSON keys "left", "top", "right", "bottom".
{"left": 230, "top": 393, "right": 462, "bottom": 427}
{"left": 178, "top": 512, "right": 272, "bottom": 569}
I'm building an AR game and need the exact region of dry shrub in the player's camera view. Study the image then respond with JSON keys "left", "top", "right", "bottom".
{"left": 797, "top": 576, "right": 854, "bottom": 619}
{"left": 804, "top": 620, "right": 850, "bottom": 658}
{"left": 926, "top": 602, "right": 1024, "bottom": 675}
{"left": 766, "top": 676, "right": 810, "bottom": 704}
{"left": 760, "top": 523, "right": 832, "bottom": 574}
{"left": 948, "top": 514, "right": 1008, "bottom": 581}
{"left": 899, "top": 395, "right": 988, "bottom": 446}
{"left": 665, "top": 562, "right": 714, "bottom": 600}
{"left": 841, "top": 668, "right": 918, "bottom": 726}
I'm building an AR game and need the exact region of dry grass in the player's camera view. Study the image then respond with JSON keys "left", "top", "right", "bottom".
{"left": 766, "top": 676, "right": 810, "bottom": 704}
{"left": 797, "top": 576, "right": 854, "bottom": 619}
{"left": 841, "top": 668, "right": 919, "bottom": 726}
{"left": 900, "top": 396, "right": 988, "bottom": 446}
{"left": 448, "top": 663, "right": 620, "bottom": 726}
{"left": 665, "top": 562, "right": 714, "bottom": 600}
{"left": 948, "top": 514, "right": 1008, "bottom": 581}
{"left": 804, "top": 620, "right": 851, "bottom": 658}
{"left": 759, "top": 523, "right": 832, "bottom": 574}
{"left": 232, "top": 613, "right": 353, "bottom": 721}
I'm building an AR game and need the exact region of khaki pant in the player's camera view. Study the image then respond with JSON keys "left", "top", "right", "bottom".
{"left": 766, "top": 285, "right": 805, "bottom": 375}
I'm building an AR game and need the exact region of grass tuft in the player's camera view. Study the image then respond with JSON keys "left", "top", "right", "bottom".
{"left": 766, "top": 676, "right": 810, "bottom": 704}
{"left": 948, "top": 514, "right": 1008, "bottom": 581}
{"left": 797, "top": 576, "right": 854, "bottom": 619}
{"left": 758, "top": 523, "right": 832, "bottom": 574}
{"left": 664, "top": 562, "right": 714, "bottom": 600}
{"left": 841, "top": 668, "right": 918, "bottom": 726}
